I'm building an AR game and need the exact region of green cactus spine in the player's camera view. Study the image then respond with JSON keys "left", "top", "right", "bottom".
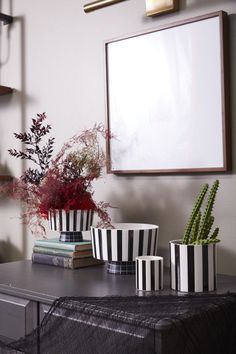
{"left": 198, "top": 180, "right": 219, "bottom": 240}
{"left": 188, "top": 211, "right": 201, "bottom": 244}
{"left": 182, "top": 184, "right": 208, "bottom": 245}
{"left": 182, "top": 180, "right": 220, "bottom": 245}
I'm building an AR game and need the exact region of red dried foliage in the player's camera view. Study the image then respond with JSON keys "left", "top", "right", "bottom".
{"left": 38, "top": 177, "right": 96, "bottom": 218}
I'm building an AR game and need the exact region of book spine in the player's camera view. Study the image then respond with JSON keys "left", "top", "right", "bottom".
{"left": 33, "top": 246, "right": 75, "bottom": 258}
{"left": 32, "top": 253, "right": 73, "bottom": 269}
{"left": 34, "top": 240, "right": 92, "bottom": 251}
{"left": 34, "top": 241, "right": 76, "bottom": 251}
{"left": 33, "top": 247, "right": 93, "bottom": 258}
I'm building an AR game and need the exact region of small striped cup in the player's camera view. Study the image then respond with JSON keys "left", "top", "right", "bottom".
{"left": 136, "top": 256, "right": 163, "bottom": 291}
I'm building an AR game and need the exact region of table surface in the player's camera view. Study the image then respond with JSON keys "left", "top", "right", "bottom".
{"left": 0, "top": 260, "right": 236, "bottom": 304}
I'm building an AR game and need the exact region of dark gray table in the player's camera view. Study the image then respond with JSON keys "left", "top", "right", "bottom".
{"left": 0, "top": 260, "right": 236, "bottom": 342}
{"left": 0, "top": 260, "right": 236, "bottom": 303}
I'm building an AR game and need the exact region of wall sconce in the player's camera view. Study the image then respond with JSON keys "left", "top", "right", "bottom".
{"left": 84, "top": 0, "right": 126, "bottom": 13}
{"left": 145, "top": 0, "right": 179, "bottom": 17}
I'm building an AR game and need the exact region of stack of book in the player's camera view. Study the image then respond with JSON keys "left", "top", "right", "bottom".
{"left": 32, "top": 238, "right": 103, "bottom": 269}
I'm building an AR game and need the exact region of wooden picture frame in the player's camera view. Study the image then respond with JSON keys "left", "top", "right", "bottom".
{"left": 105, "top": 11, "right": 231, "bottom": 174}
{"left": 145, "top": 0, "right": 179, "bottom": 17}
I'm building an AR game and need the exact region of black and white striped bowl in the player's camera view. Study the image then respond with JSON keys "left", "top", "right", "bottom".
{"left": 91, "top": 223, "right": 159, "bottom": 274}
{"left": 170, "top": 240, "right": 217, "bottom": 292}
{"left": 136, "top": 256, "right": 163, "bottom": 291}
{"left": 49, "top": 209, "right": 94, "bottom": 242}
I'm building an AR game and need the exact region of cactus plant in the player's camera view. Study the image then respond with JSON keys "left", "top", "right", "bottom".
{"left": 182, "top": 180, "right": 220, "bottom": 245}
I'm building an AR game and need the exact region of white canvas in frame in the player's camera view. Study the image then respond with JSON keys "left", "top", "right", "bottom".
{"left": 106, "top": 12, "right": 230, "bottom": 174}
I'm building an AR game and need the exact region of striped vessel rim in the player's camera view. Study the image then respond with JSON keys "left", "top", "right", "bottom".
{"left": 136, "top": 256, "right": 163, "bottom": 261}
{"left": 91, "top": 223, "right": 159, "bottom": 231}
{"left": 49, "top": 209, "right": 94, "bottom": 212}
{"left": 48, "top": 209, "right": 94, "bottom": 216}
{"left": 169, "top": 240, "right": 218, "bottom": 246}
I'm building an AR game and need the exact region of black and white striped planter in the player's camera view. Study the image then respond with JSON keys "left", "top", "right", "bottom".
{"left": 136, "top": 256, "right": 163, "bottom": 291}
{"left": 91, "top": 223, "right": 159, "bottom": 274}
{"left": 170, "top": 240, "right": 217, "bottom": 293}
{"left": 49, "top": 209, "right": 94, "bottom": 242}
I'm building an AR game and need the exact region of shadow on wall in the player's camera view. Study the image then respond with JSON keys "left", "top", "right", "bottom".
{"left": 229, "top": 14, "right": 236, "bottom": 173}
{"left": 108, "top": 178, "right": 199, "bottom": 262}
{"left": 179, "top": 0, "right": 228, "bottom": 11}
{"left": 0, "top": 159, "right": 11, "bottom": 175}
{"left": 0, "top": 195, "right": 27, "bottom": 260}
{"left": 0, "top": 238, "right": 23, "bottom": 263}
{"left": 108, "top": 176, "right": 234, "bottom": 269}
{"left": 0, "top": 0, "right": 14, "bottom": 174}
{"left": 217, "top": 245, "right": 236, "bottom": 276}
{"left": 0, "top": 0, "right": 28, "bottom": 259}
{"left": 0, "top": 0, "right": 12, "bottom": 80}
{"left": 11, "top": 2, "right": 28, "bottom": 259}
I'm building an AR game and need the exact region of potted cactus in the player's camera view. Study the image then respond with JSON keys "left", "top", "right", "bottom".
{"left": 170, "top": 180, "right": 220, "bottom": 292}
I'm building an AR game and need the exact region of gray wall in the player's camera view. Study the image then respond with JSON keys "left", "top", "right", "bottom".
{"left": 0, "top": 0, "right": 236, "bottom": 275}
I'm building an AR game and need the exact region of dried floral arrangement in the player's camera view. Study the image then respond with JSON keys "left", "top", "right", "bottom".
{"left": 3, "top": 113, "right": 111, "bottom": 235}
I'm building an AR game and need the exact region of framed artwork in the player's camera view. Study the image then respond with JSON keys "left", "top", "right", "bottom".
{"left": 145, "top": 0, "right": 179, "bottom": 17}
{"left": 105, "top": 11, "right": 231, "bottom": 174}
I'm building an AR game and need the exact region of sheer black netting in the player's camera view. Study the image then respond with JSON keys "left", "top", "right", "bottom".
{"left": 1, "top": 293, "right": 236, "bottom": 354}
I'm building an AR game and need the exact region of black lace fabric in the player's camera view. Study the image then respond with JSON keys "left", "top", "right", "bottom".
{"left": 1, "top": 293, "right": 236, "bottom": 354}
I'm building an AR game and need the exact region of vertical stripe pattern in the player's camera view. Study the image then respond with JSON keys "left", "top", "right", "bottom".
{"left": 49, "top": 210, "right": 94, "bottom": 232}
{"left": 170, "top": 241, "right": 217, "bottom": 292}
{"left": 136, "top": 256, "right": 163, "bottom": 291}
{"left": 91, "top": 225, "right": 159, "bottom": 262}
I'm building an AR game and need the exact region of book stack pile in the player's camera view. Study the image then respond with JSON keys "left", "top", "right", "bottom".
{"left": 32, "top": 238, "right": 103, "bottom": 269}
